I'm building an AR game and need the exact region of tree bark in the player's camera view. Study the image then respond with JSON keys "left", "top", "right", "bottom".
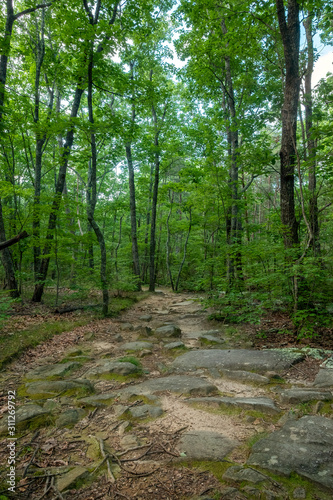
{"left": 32, "top": 85, "right": 84, "bottom": 302}
{"left": 125, "top": 139, "right": 141, "bottom": 289}
{"left": 276, "top": 0, "right": 300, "bottom": 248}
{"left": 304, "top": 14, "right": 319, "bottom": 255}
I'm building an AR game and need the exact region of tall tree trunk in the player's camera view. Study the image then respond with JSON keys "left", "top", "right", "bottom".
{"left": 126, "top": 141, "right": 141, "bottom": 289}
{"left": 0, "top": 198, "right": 19, "bottom": 297}
{"left": 149, "top": 112, "right": 160, "bottom": 292}
{"left": 304, "top": 14, "right": 319, "bottom": 255}
{"left": 32, "top": 85, "right": 84, "bottom": 302}
{"left": 86, "top": 42, "right": 109, "bottom": 315}
{"left": 276, "top": 0, "right": 300, "bottom": 249}
{"left": 221, "top": 19, "right": 241, "bottom": 286}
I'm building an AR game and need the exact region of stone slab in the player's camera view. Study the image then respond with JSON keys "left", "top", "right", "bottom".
{"left": 248, "top": 415, "right": 333, "bottom": 490}
{"left": 120, "top": 341, "right": 154, "bottom": 351}
{"left": 177, "top": 430, "right": 238, "bottom": 460}
{"left": 25, "top": 379, "right": 93, "bottom": 396}
{"left": 26, "top": 362, "right": 81, "bottom": 380}
{"left": 86, "top": 360, "right": 139, "bottom": 377}
{"left": 172, "top": 349, "right": 304, "bottom": 373}
{"left": 57, "top": 466, "right": 89, "bottom": 492}
{"left": 313, "top": 368, "right": 333, "bottom": 388}
{"left": 280, "top": 388, "right": 333, "bottom": 404}
{"left": 223, "top": 465, "right": 266, "bottom": 484}
{"left": 185, "top": 396, "right": 281, "bottom": 415}
{"left": 155, "top": 325, "right": 181, "bottom": 338}
{"left": 120, "top": 375, "right": 218, "bottom": 397}
{"left": 0, "top": 404, "right": 49, "bottom": 434}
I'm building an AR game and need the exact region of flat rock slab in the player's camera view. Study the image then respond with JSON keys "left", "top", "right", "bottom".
{"left": 26, "top": 362, "right": 81, "bottom": 380}
{"left": 86, "top": 360, "right": 139, "bottom": 377}
{"left": 172, "top": 349, "right": 304, "bottom": 373}
{"left": 164, "top": 341, "right": 185, "bottom": 350}
{"left": 25, "top": 379, "right": 93, "bottom": 396}
{"left": 129, "top": 404, "right": 163, "bottom": 419}
{"left": 120, "top": 341, "right": 154, "bottom": 351}
{"left": 200, "top": 334, "right": 225, "bottom": 344}
{"left": 0, "top": 404, "right": 49, "bottom": 434}
{"left": 248, "top": 415, "right": 333, "bottom": 490}
{"left": 57, "top": 466, "right": 89, "bottom": 492}
{"left": 222, "top": 370, "right": 270, "bottom": 385}
{"left": 185, "top": 396, "right": 281, "bottom": 415}
{"left": 177, "top": 430, "right": 238, "bottom": 461}
{"left": 155, "top": 325, "right": 181, "bottom": 338}
{"left": 78, "top": 393, "right": 116, "bottom": 406}
{"left": 139, "top": 314, "right": 152, "bottom": 321}
{"left": 184, "top": 330, "right": 221, "bottom": 340}
{"left": 120, "top": 375, "right": 218, "bottom": 397}
{"left": 223, "top": 465, "right": 266, "bottom": 484}
{"left": 56, "top": 409, "right": 86, "bottom": 428}
{"left": 313, "top": 368, "right": 333, "bottom": 388}
{"left": 280, "top": 388, "right": 333, "bottom": 404}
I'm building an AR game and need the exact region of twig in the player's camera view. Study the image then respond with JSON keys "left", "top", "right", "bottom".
{"left": 23, "top": 444, "right": 40, "bottom": 477}
{"left": 120, "top": 444, "right": 153, "bottom": 462}
{"left": 118, "top": 443, "right": 151, "bottom": 457}
{"left": 247, "top": 466, "right": 282, "bottom": 488}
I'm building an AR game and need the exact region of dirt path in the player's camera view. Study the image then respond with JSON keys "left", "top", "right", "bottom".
{"left": 0, "top": 289, "right": 332, "bottom": 499}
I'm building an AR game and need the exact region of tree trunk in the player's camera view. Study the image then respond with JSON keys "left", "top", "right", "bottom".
{"left": 125, "top": 142, "right": 141, "bottom": 289}
{"left": 303, "top": 14, "right": 319, "bottom": 255}
{"left": 86, "top": 40, "right": 109, "bottom": 315}
{"left": 276, "top": 0, "right": 300, "bottom": 249}
{"left": 0, "top": 198, "right": 19, "bottom": 297}
{"left": 32, "top": 85, "right": 84, "bottom": 302}
{"left": 149, "top": 122, "right": 160, "bottom": 292}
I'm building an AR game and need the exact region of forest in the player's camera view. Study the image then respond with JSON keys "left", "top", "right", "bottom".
{"left": 1, "top": 0, "right": 333, "bottom": 338}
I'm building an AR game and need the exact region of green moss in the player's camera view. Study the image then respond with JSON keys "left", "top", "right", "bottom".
{"left": 174, "top": 460, "right": 232, "bottom": 482}
{"left": 117, "top": 356, "right": 142, "bottom": 368}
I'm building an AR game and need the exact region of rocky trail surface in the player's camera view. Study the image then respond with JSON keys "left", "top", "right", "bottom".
{"left": 1, "top": 289, "right": 333, "bottom": 499}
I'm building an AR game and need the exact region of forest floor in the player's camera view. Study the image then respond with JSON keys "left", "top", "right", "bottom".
{"left": 0, "top": 288, "right": 333, "bottom": 499}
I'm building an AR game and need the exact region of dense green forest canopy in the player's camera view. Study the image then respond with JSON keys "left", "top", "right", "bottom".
{"left": 0, "top": 0, "right": 333, "bottom": 334}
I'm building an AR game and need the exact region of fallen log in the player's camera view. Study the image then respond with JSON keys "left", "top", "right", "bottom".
{"left": 54, "top": 304, "right": 101, "bottom": 314}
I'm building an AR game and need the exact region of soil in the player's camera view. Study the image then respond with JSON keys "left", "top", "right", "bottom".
{"left": 0, "top": 288, "right": 332, "bottom": 499}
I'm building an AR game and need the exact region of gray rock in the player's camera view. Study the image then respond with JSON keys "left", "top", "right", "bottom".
{"left": 57, "top": 466, "right": 89, "bottom": 492}
{"left": 280, "top": 388, "right": 333, "bottom": 404}
{"left": 139, "top": 314, "right": 152, "bottom": 321}
{"left": 129, "top": 404, "right": 163, "bottom": 419}
{"left": 164, "top": 341, "right": 185, "bottom": 350}
{"left": 200, "top": 334, "right": 225, "bottom": 344}
{"left": 120, "top": 341, "right": 153, "bottom": 351}
{"left": 120, "top": 375, "right": 218, "bottom": 397}
{"left": 86, "top": 360, "right": 139, "bottom": 377}
{"left": 25, "top": 379, "right": 93, "bottom": 396}
{"left": 0, "top": 404, "right": 49, "bottom": 434}
{"left": 120, "top": 322, "right": 134, "bottom": 331}
{"left": 78, "top": 393, "right": 116, "bottom": 406}
{"left": 313, "top": 368, "right": 333, "bottom": 387}
{"left": 248, "top": 415, "right": 333, "bottom": 490}
{"left": 185, "top": 396, "right": 281, "bottom": 415}
{"left": 292, "top": 487, "right": 307, "bottom": 499}
{"left": 222, "top": 370, "right": 270, "bottom": 385}
{"left": 172, "top": 349, "right": 304, "bottom": 373}
{"left": 223, "top": 465, "right": 265, "bottom": 484}
{"left": 177, "top": 430, "right": 238, "bottom": 460}
{"left": 137, "top": 326, "right": 153, "bottom": 336}
{"left": 221, "top": 488, "right": 242, "bottom": 499}
{"left": 185, "top": 329, "right": 221, "bottom": 340}
{"left": 26, "top": 362, "right": 81, "bottom": 380}
{"left": 155, "top": 325, "right": 182, "bottom": 338}
{"left": 56, "top": 409, "right": 86, "bottom": 428}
